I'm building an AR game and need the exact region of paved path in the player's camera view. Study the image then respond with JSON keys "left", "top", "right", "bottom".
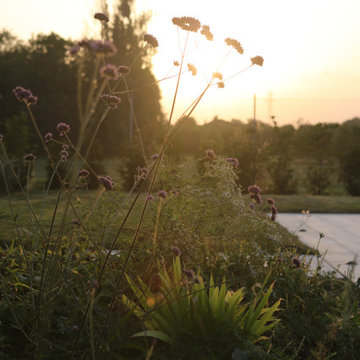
{"left": 276, "top": 213, "right": 360, "bottom": 281}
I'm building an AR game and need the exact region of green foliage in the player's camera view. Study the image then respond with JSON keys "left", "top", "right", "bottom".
{"left": 123, "top": 256, "right": 280, "bottom": 351}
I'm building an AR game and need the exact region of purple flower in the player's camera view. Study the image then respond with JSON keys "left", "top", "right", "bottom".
{"left": 183, "top": 269, "right": 195, "bottom": 280}
{"left": 94, "top": 12, "right": 109, "bottom": 22}
{"left": 225, "top": 38, "right": 244, "bottom": 54}
{"left": 248, "top": 185, "right": 261, "bottom": 195}
{"left": 118, "top": 65, "right": 131, "bottom": 75}
{"left": 147, "top": 194, "right": 154, "bottom": 201}
{"left": 101, "top": 94, "right": 121, "bottom": 109}
{"left": 151, "top": 153, "right": 160, "bottom": 160}
{"left": 100, "top": 64, "right": 119, "bottom": 80}
{"left": 187, "top": 63, "right": 197, "bottom": 76}
{"left": 206, "top": 149, "right": 216, "bottom": 160}
{"left": 79, "top": 39, "right": 116, "bottom": 56}
{"left": 57, "top": 122, "right": 70, "bottom": 136}
{"left": 72, "top": 325, "right": 79, "bottom": 331}
{"left": 98, "top": 176, "right": 115, "bottom": 190}
{"left": 69, "top": 45, "right": 80, "bottom": 56}
{"left": 251, "top": 56, "right": 264, "bottom": 66}
{"left": 71, "top": 218, "right": 81, "bottom": 226}
{"left": 44, "top": 132, "right": 53, "bottom": 143}
{"left": 78, "top": 169, "right": 90, "bottom": 178}
{"left": 171, "top": 189, "right": 178, "bottom": 196}
{"left": 13, "top": 86, "right": 38, "bottom": 105}
{"left": 172, "top": 17, "right": 201, "bottom": 32}
{"left": 267, "top": 198, "right": 275, "bottom": 205}
{"left": 249, "top": 203, "right": 255, "bottom": 210}
{"left": 59, "top": 149, "right": 69, "bottom": 161}
{"left": 143, "top": 33, "right": 159, "bottom": 47}
{"left": 270, "top": 205, "right": 278, "bottom": 221}
{"left": 135, "top": 167, "right": 149, "bottom": 182}
{"left": 172, "top": 246, "right": 181, "bottom": 257}
{"left": 226, "top": 157, "right": 239, "bottom": 168}
{"left": 292, "top": 257, "right": 301, "bottom": 268}
{"left": 157, "top": 190, "right": 167, "bottom": 199}
{"left": 23, "top": 153, "right": 36, "bottom": 162}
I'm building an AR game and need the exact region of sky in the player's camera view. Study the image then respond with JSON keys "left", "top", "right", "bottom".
{"left": 1, "top": 0, "right": 360, "bottom": 125}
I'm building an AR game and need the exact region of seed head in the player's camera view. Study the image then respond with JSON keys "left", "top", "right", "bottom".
{"left": 225, "top": 37, "right": 244, "bottom": 54}
{"left": 101, "top": 94, "right": 121, "bottom": 109}
{"left": 100, "top": 64, "right": 119, "bottom": 80}
{"left": 206, "top": 149, "right": 216, "bottom": 160}
{"left": 200, "top": 25, "right": 213, "bottom": 41}
{"left": 94, "top": 12, "right": 109, "bottom": 22}
{"left": 23, "top": 153, "right": 36, "bottom": 163}
{"left": 183, "top": 268, "right": 195, "bottom": 280}
{"left": 172, "top": 16, "right": 201, "bottom": 32}
{"left": 251, "top": 56, "right": 264, "bottom": 66}
{"left": 98, "top": 176, "right": 115, "bottom": 190}
{"left": 57, "top": 122, "right": 71, "bottom": 136}
{"left": 187, "top": 63, "right": 197, "bottom": 76}
{"left": 143, "top": 33, "right": 159, "bottom": 47}
{"left": 78, "top": 169, "right": 90, "bottom": 178}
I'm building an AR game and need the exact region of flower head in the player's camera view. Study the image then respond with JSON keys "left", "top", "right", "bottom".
{"left": 226, "top": 157, "right": 239, "bottom": 168}
{"left": 143, "top": 33, "right": 159, "bottom": 47}
{"left": 173, "top": 60, "right": 179, "bottom": 66}
{"left": 206, "top": 149, "right": 216, "bottom": 160}
{"left": 118, "top": 65, "right": 131, "bottom": 75}
{"left": 57, "top": 122, "right": 71, "bottom": 136}
{"left": 157, "top": 190, "right": 167, "bottom": 199}
{"left": 217, "top": 81, "right": 225, "bottom": 89}
{"left": 94, "top": 12, "right": 109, "bottom": 22}
{"left": 200, "top": 25, "right": 213, "bottom": 41}
{"left": 251, "top": 56, "right": 264, "bottom": 66}
{"left": 151, "top": 153, "right": 160, "bottom": 160}
{"left": 172, "top": 16, "right": 201, "bottom": 32}
{"left": 100, "top": 64, "right": 119, "bottom": 80}
{"left": 172, "top": 246, "right": 181, "bottom": 257}
{"left": 23, "top": 153, "right": 36, "bottom": 163}
{"left": 225, "top": 37, "right": 244, "bottom": 54}
{"left": 187, "top": 63, "right": 197, "bottom": 76}
{"left": 249, "top": 203, "right": 255, "bottom": 210}
{"left": 212, "top": 72, "right": 223, "bottom": 80}
{"left": 292, "top": 257, "right": 301, "bottom": 268}
{"left": 98, "top": 176, "right": 115, "bottom": 191}
{"left": 68, "top": 45, "right": 80, "bottom": 56}
{"left": 59, "top": 149, "right": 69, "bottom": 161}
{"left": 44, "top": 132, "right": 53, "bottom": 143}
{"left": 171, "top": 189, "right": 178, "bottom": 196}
{"left": 267, "top": 198, "right": 275, "bottom": 205}
{"left": 79, "top": 39, "right": 116, "bottom": 56}
{"left": 183, "top": 268, "right": 195, "bottom": 280}
{"left": 248, "top": 185, "right": 262, "bottom": 204}
{"left": 147, "top": 194, "right": 154, "bottom": 201}
{"left": 71, "top": 218, "right": 82, "bottom": 226}
{"left": 78, "top": 169, "right": 90, "bottom": 178}
{"left": 101, "top": 94, "right": 121, "bottom": 109}
{"left": 13, "top": 86, "right": 38, "bottom": 105}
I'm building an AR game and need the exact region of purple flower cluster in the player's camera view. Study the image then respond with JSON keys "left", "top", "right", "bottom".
{"left": 78, "top": 169, "right": 90, "bottom": 178}
{"left": 271, "top": 205, "right": 278, "bottom": 222}
{"left": 100, "top": 64, "right": 119, "bottom": 80}
{"left": 200, "top": 25, "right": 213, "bottom": 41}
{"left": 267, "top": 198, "right": 275, "bottom": 205}
{"left": 57, "top": 122, "right": 71, "bottom": 137}
{"left": 226, "top": 157, "right": 239, "bottom": 169}
{"left": 44, "top": 132, "right": 53, "bottom": 143}
{"left": 147, "top": 194, "right": 154, "bottom": 201}
{"left": 172, "top": 16, "right": 201, "bottom": 32}
{"left": 187, "top": 63, "right": 197, "bottom": 76}
{"left": 225, "top": 38, "right": 244, "bottom": 55}
{"left": 143, "top": 33, "right": 159, "bottom": 47}
{"left": 172, "top": 246, "right": 181, "bottom": 257}
{"left": 183, "top": 268, "right": 195, "bottom": 280}
{"left": 60, "top": 145, "right": 69, "bottom": 161}
{"left": 98, "top": 176, "right": 115, "bottom": 190}
{"left": 157, "top": 190, "right": 167, "bottom": 199}
{"left": 248, "top": 185, "right": 262, "bottom": 205}
{"left": 68, "top": 45, "right": 80, "bottom": 56}
{"left": 101, "top": 94, "right": 121, "bottom": 109}
{"left": 94, "top": 12, "right": 109, "bottom": 22}
{"left": 292, "top": 257, "right": 301, "bottom": 268}
{"left": 151, "top": 153, "right": 160, "bottom": 160}
{"left": 23, "top": 153, "right": 37, "bottom": 162}
{"left": 13, "top": 86, "right": 38, "bottom": 105}
{"left": 170, "top": 189, "right": 178, "bottom": 196}
{"left": 78, "top": 39, "right": 116, "bottom": 56}
{"left": 251, "top": 56, "right": 264, "bottom": 66}
{"left": 134, "top": 167, "right": 149, "bottom": 182}
{"left": 206, "top": 149, "right": 216, "bottom": 160}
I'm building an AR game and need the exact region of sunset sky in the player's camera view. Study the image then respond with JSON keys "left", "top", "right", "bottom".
{"left": 1, "top": 0, "right": 359, "bottom": 125}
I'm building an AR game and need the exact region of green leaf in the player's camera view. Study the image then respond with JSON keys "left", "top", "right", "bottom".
{"left": 132, "top": 330, "right": 173, "bottom": 343}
